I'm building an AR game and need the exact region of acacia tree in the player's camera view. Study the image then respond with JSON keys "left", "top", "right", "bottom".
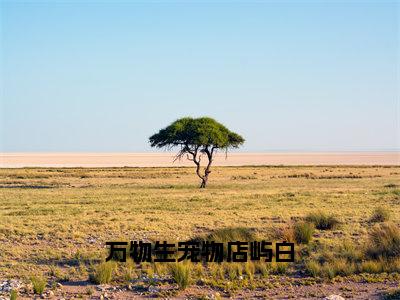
{"left": 149, "top": 117, "right": 245, "bottom": 188}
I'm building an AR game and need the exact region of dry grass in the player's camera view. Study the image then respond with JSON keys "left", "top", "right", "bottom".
{"left": 0, "top": 166, "right": 399, "bottom": 285}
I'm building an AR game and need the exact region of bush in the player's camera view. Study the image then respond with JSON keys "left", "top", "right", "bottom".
{"left": 31, "top": 276, "right": 46, "bottom": 294}
{"left": 89, "top": 262, "right": 116, "bottom": 284}
{"left": 169, "top": 263, "right": 191, "bottom": 290}
{"left": 370, "top": 207, "right": 390, "bottom": 223}
{"left": 294, "top": 222, "right": 314, "bottom": 244}
{"left": 366, "top": 223, "right": 400, "bottom": 259}
{"left": 306, "top": 212, "right": 340, "bottom": 230}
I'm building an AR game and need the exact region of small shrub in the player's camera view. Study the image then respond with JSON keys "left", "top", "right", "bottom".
{"left": 294, "top": 222, "right": 315, "bottom": 244}
{"left": 31, "top": 276, "right": 46, "bottom": 294}
{"left": 89, "top": 262, "right": 116, "bottom": 284}
{"left": 306, "top": 211, "right": 340, "bottom": 230}
{"left": 10, "top": 289, "right": 17, "bottom": 300}
{"left": 366, "top": 223, "right": 400, "bottom": 259}
{"left": 370, "top": 207, "right": 390, "bottom": 223}
{"left": 169, "top": 263, "right": 190, "bottom": 290}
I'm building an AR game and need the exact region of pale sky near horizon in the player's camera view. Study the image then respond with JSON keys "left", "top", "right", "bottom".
{"left": 1, "top": 1, "right": 399, "bottom": 152}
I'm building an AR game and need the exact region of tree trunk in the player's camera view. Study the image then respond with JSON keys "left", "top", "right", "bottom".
{"left": 200, "top": 175, "right": 208, "bottom": 188}
{"left": 188, "top": 145, "right": 214, "bottom": 189}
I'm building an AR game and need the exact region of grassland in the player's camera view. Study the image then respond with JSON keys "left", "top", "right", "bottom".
{"left": 0, "top": 166, "right": 399, "bottom": 299}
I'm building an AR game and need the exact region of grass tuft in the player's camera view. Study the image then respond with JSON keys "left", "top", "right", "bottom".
{"left": 359, "top": 260, "right": 382, "bottom": 274}
{"left": 31, "top": 276, "right": 46, "bottom": 294}
{"left": 370, "top": 207, "right": 390, "bottom": 223}
{"left": 366, "top": 223, "right": 400, "bottom": 259}
{"left": 89, "top": 261, "right": 116, "bottom": 284}
{"left": 169, "top": 263, "right": 191, "bottom": 290}
{"left": 294, "top": 222, "right": 314, "bottom": 244}
{"left": 306, "top": 211, "right": 340, "bottom": 230}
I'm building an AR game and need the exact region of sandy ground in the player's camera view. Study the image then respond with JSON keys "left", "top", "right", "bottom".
{"left": 1, "top": 152, "right": 399, "bottom": 167}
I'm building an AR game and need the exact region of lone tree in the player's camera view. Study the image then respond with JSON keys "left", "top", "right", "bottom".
{"left": 149, "top": 117, "right": 245, "bottom": 188}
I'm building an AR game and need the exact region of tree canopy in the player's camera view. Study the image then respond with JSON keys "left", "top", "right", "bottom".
{"left": 149, "top": 117, "right": 245, "bottom": 188}
{"left": 149, "top": 117, "right": 244, "bottom": 150}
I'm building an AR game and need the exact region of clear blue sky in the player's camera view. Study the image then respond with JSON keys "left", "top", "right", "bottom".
{"left": 1, "top": 1, "right": 399, "bottom": 152}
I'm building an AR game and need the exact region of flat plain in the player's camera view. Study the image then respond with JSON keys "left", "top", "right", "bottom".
{"left": 1, "top": 152, "right": 399, "bottom": 167}
{"left": 0, "top": 165, "right": 399, "bottom": 299}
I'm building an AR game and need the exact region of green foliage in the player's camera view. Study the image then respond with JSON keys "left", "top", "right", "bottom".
{"left": 89, "top": 262, "right": 116, "bottom": 284}
{"left": 169, "top": 263, "right": 191, "bottom": 290}
{"left": 366, "top": 223, "right": 400, "bottom": 259}
{"left": 294, "top": 222, "right": 314, "bottom": 244}
{"left": 370, "top": 206, "right": 391, "bottom": 223}
{"left": 31, "top": 276, "right": 46, "bottom": 294}
{"left": 149, "top": 117, "right": 244, "bottom": 150}
{"left": 306, "top": 211, "right": 340, "bottom": 230}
